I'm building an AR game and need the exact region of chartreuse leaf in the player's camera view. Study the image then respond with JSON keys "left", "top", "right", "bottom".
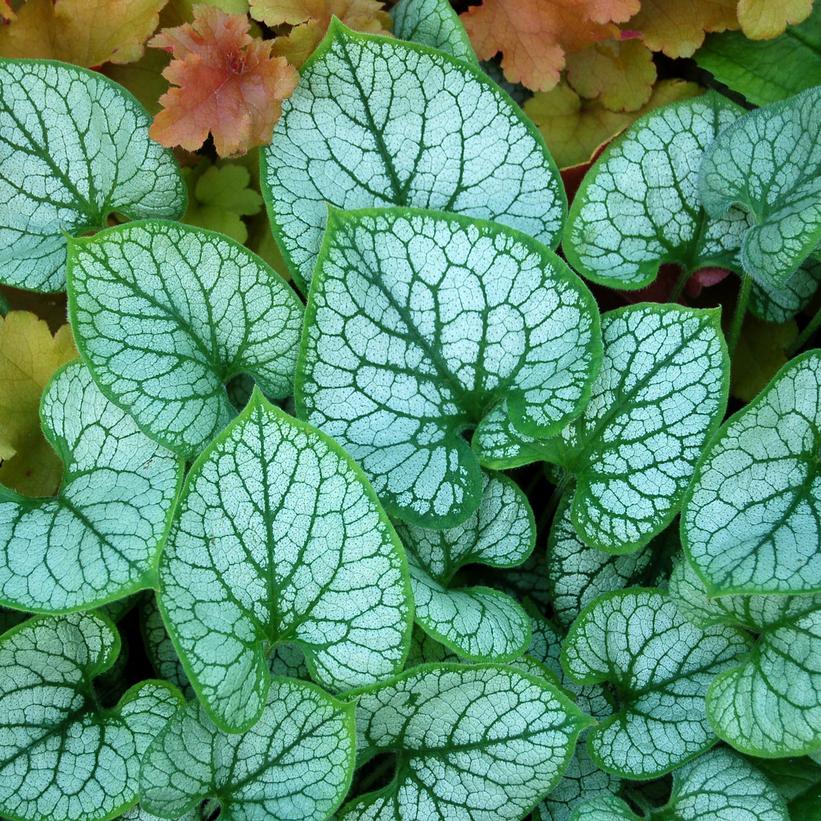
{"left": 699, "top": 88, "right": 821, "bottom": 287}
{"left": 0, "top": 59, "right": 185, "bottom": 293}
{"left": 157, "top": 390, "right": 412, "bottom": 732}
{"left": 394, "top": 472, "right": 534, "bottom": 660}
{"left": 67, "top": 221, "right": 304, "bottom": 459}
{"left": 670, "top": 559, "right": 821, "bottom": 757}
{"left": 562, "top": 589, "right": 750, "bottom": 779}
{"left": 570, "top": 748, "right": 788, "bottom": 821}
{"left": 140, "top": 678, "right": 355, "bottom": 821}
{"left": 392, "top": 0, "right": 476, "bottom": 63}
{"left": 338, "top": 664, "right": 592, "bottom": 820}
{"left": 682, "top": 349, "right": 821, "bottom": 594}
{"left": 297, "top": 207, "right": 600, "bottom": 528}
{"left": 0, "top": 361, "right": 182, "bottom": 612}
{"left": 0, "top": 611, "right": 183, "bottom": 821}
{"left": 261, "top": 20, "right": 565, "bottom": 290}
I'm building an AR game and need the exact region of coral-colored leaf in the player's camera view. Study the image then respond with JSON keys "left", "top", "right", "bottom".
{"left": 149, "top": 5, "right": 299, "bottom": 156}
{"left": 0, "top": 0, "right": 169, "bottom": 67}
{"left": 626, "top": 0, "right": 738, "bottom": 58}
{"left": 736, "top": 0, "right": 812, "bottom": 39}
{"left": 460, "top": 0, "right": 640, "bottom": 92}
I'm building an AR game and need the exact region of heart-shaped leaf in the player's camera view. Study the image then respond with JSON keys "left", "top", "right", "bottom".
{"left": 0, "top": 362, "right": 182, "bottom": 613}
{"left": 394, "top": 472, "right": 534, "bottom": 660}
{"left": 0, "top": 611, "right": 182, "bottom": 821}
{"left": 338, "top": 664, "right": 592, "bottom": 820}
{"left": 682, "top": 349, "right": 821, "bottom": 594}
{"left": 140, "top": 677, "right": 355, "bottom": 821}
{"left": 67, "top": 221, "right": 304, "bottom": 459}
{"left": 261, "top": 21, "right": 565, "bottom": 289}
{"left": 297, "top": 207, "right": 600, "bottom": 527}
{"left": 0, "top": 59, "right": 185, "bottom": 293}
{"left": 157, "top": 390, "right": 412, "bottom": 732}
{"left": 391, "top": 0, "right": 477, "bottom": 63}
{"left": 533, "top": 304, "right": 727, "bottom": 554}
{"left": 570, "top": 748, "right": 788, "bottom": 820}
{"left": 561, "top": 589, "right": 750, "bottom": 779}
{"left": 670, "top": 559, "right": 821, "bottom": 757}
{"left": 699, "top": 87, "right": 821, "bottom": 287}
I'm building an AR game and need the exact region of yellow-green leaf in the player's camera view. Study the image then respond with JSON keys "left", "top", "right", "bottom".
{"left": 731, "top": 314, "right": 799, "bottom": 402}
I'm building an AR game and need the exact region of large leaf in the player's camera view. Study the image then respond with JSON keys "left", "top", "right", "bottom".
{"left": 0, "top": 611, "right": 182, "bottom": 821}
{"left": 699, "top": 87, "right": 821, "bottom": 287}
{"left": 140, "top": 677, "right": 355, "bottom": 821}
{"left": 67, "top": 221, "right": 304, "bottom": 459}
{"left": 561, "top": 589, "right": 750, "bottom": 779}
{"left": 157, "top": 390, "right": 412, "bottom": 731}
{"left": 391, "top": 0, "right": 477, "bottom": 63}
{"left": 394, "top": 472, "right": 534, "bottom": 660}
{"left": 0, "top": 362, "right": 182, "bottom": 612}
{"left": 670, "top": 559, "right": 821, "bottom": 757}
{"left": 297, "top": 207, "right": 600, "bottom": 527}
{"left": 682, "top": 349, "right": 821, "bottom": 594}
{"left": 338, "top": 664, "right": 591, "bottom": 820}
{"left": 0, "top": 59, "right": 185, "bottom": 293}
{"left": 261, "top": 21, "right": 565, "bottom": 289}
{"left": 570, "top": 747, "right": 788, "bottom": 820}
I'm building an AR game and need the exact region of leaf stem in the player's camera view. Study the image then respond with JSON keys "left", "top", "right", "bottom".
{"left": 668, "top": 266, "right": 691, "bottom": 303}
{"left": 539, "top": 472, "right": 570, "bottom": 531}
{"left": 787, "top": 306, "right": 821, "bottom": 356}
{"left": 727, "top": 273, "right": 751, "bottom": 356}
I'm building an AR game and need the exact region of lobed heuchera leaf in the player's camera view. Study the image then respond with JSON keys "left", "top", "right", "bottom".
{"left": 561, "top": 589, "right": 750, "bottom": 779}
{"left": 0, "top": 362, "right": 182, "bottom": 613}
{"left": 670, "top": 559, "right": 821, "bottom": 757}
{"left": 0, "top": 611, "right": 182, "bottom": 821}
{"left": 0, "top": 59, "right": 185, "bottom": 293}
{"left": 393, "top": 472, "right": 535, "bottom": 660}
{"left": 140, "top": 677, "right": 355, "bottom": 821}
{"left": 157, "top": 390, "right": 412, "bottom": 731}
{"left": 297, "top": 207, "right": 600, "bottom": 527}
{"left": 391, "top": 0, "right": 477, "bottom": 64}
{"left": 338, "top": 663, "right": 592, "bottom": 820}
{"left": 699, "top": 87, "right": 821, "bottom": 287}
{"left": 570, "top": 747, "right": 788, "bottom": 820}
{"left": 682, "top": 349, "right": 821, "bottom": 594}
{"left": 261, "top": 21, "right": 566, "bottom": 290}
{"left": 67, "top": 220, "right": 304, "bottom": 459}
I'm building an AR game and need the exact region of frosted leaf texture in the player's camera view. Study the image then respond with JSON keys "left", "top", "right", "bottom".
{"left": 297, "top": 207, "right": 600, "bottom": 527}
{"left": 700, "top": 87, "right": 821, "bottom": 286}
{"left": 68, "top": 221, "right": 304, "bottom": 459}
{"left": 562, "top": 589, "right": 750, "bottom": 779}
{"left": 261, "top": 22, "right": 564, "bottom": 288}
{"left": 0, "top": 59, "right": 185, "bottom": 292}
{"left": 391, "top": 0, "right": 477, "bottom": 63}
{"left": 0, "top": 362, "right": 182, "bottom": 612}
{"left": 140, "top": 678, "right": 355, "bottom": 821}
{"left": 0, "top": 612, "right": 181, "bottom": 821}
{"left": 157, "top": 392, "right": 412, "bottom": 731}
{"left": 682, "top": 349, "right": 821, "bottom": 594}
{"left": 338, "top": 664, "right": 590, "bottom": 820}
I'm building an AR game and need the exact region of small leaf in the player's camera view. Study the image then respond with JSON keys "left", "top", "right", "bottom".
{"left": 698, "top": 87, "right": 821, "bottom": 287}
{"left": 737, "top": 0, "right": 812, "bottom": 39}
{"left": 0, "top": 311, "right": 76, "bottom": 496}
{"left": 682, "top": 349, "right": 821, "bottom": 594}
{"left": 261, "top": 21, "right": 566, "bottom": 289}
{"left": 338, "top": 664, "right": 592, "bottom": 820}
{"left": 394, "top": 473, "right": 534, "bottom": 661}
{"left": 297, "top": 207, "right": 600, "bottom": 527}
{"left": 149, "top": 5, "right": 299, "bottom": 156}
{"left": 391, "top": 0, "right": 477, "bottom": 63}
{"left": 0, "top": 362, "right": 182, "bottom": 612}
{"left": 158, "top": 392, "right": 412, "bottom": 731}
{"left": 0, "top": 611, "right": 182, "bottom": 821}
{"left": 0, "top": 59, "right": 185, "bottom": 293}
{"left": 731, "top": 314, "right": 798, "bottom": 402}
{"left": 140, "top": 678, "right": 355, "bottom": 821}
{"left": 562, "top": 589, "right": 750, "bottom": 779}
{"left": 67, "top": 221, "right": 304, "bottom": 459}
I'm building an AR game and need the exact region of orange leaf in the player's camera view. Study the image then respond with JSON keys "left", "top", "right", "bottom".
{"left": 0, "top": 0, "right": 169, "bottom": 67}
{"left": 149, "top": 5, "right": 299, "bottom": 157}
{"left": 460, "top": 0, "right": 640, "bottom": 92}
